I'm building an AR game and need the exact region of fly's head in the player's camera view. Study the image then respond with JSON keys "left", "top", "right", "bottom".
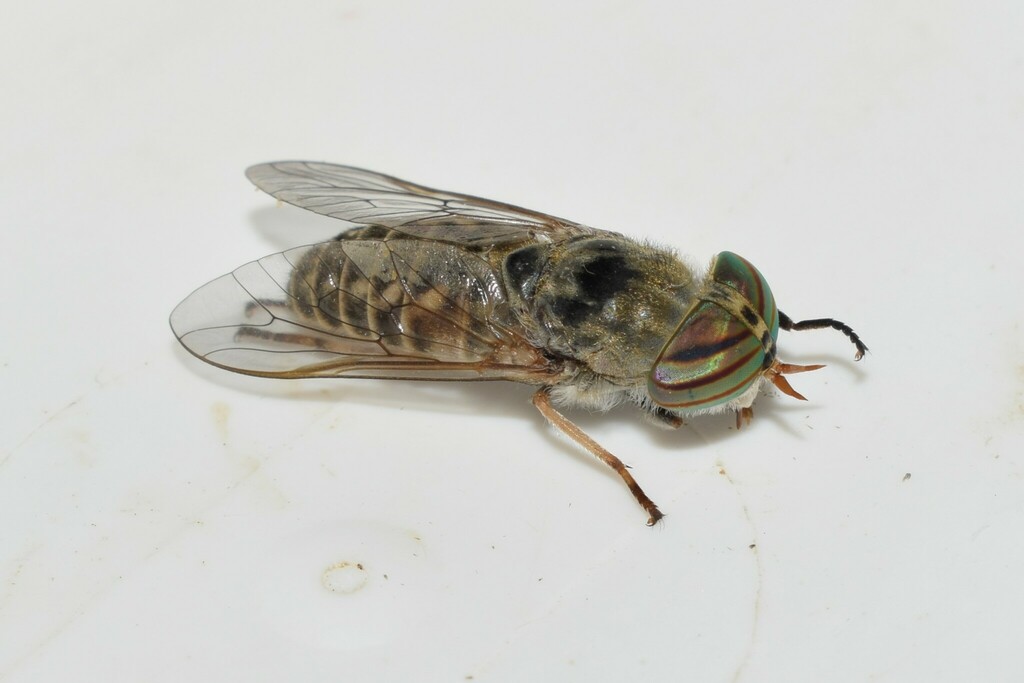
{"left": 647, "top": 252, "right": 828, "bottom": 414}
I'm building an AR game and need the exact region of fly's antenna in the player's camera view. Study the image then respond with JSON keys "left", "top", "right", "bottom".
{"left": 778, "top": 311, "right": 868, "bottom": 361}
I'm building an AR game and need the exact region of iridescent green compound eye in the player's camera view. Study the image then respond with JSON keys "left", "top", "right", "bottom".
{"left": 648, "top": 252, "right": 779, "bottom": 410}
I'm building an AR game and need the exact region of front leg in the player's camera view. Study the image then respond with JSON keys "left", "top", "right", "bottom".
{"left": 651, "top": 406, "right": 684, "bottom": 429}
{"left": 532, "top": 388, "right": 664, "bottom": 526}
{"left": 735, "top": 406, "right": 753, "bottom": 429}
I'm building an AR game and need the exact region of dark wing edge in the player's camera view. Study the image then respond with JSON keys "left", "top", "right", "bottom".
{"left": 169, "top": 241, "right": 566, "bottom": 384}
{"left": 244, "top": 161, "right": 597, "bottom": 244}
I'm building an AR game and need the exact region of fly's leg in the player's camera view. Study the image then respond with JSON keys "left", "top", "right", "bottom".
{"left": 238, "top": 298, "right": 327, "bottom": 348}
{"left": 532, "top": 388, "right": 664, "bottom": 526}
{"left": 652, "top": 406, "right": 684, "bottom": 429}
{"left": 735, "top": 407, "right": 754, "bottom": 429}
{"left": 234, "top": 326, "right": 329, "bottom": 350}
{"left": 778, "top": 311, "right": 868, "bottom": 360}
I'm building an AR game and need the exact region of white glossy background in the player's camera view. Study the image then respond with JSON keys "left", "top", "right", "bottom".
{"left": 3, "top": 2, "right": 1023, "bottom": 681}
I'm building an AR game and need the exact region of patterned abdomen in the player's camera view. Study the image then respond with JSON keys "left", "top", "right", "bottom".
{"left": 286, "top": 239, "right": 520, "bottom": 363}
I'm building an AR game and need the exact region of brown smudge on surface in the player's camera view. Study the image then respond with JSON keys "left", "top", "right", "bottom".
{"left": 322, "top": 561, "right": 369, "bottom": 594}
{"left": 211, "top": 401, "right": 230, "bottom": 443}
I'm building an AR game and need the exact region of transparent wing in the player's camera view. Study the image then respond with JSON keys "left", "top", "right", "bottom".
{"left": 170, "top": 238, "right": 563, "bottom": 382}
{"left": 245, "top": 161, "right": 599, "bottom": 246}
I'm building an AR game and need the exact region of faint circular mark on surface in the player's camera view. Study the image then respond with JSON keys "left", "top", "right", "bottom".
{"left": 251, "top": 520, "right": 438, "bottom": 651}
{"left": 322, "top": 561, "right": 368, "bottom": 594}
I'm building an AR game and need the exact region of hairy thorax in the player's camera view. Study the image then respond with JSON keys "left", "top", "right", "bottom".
{"left": 502, "top": 235, "right": 698, "bottom": 383}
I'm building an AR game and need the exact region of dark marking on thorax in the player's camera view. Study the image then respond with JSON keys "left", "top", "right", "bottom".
{"left": 549, "top": 250, "right": 641, "bottom": 327}
{"left": 504, "top": 244, "right": 547, "bottom": 301}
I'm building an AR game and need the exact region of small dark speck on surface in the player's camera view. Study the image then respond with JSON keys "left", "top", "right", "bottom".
{"left": 902, "top": 472, "right": 912, "bottom": 482}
